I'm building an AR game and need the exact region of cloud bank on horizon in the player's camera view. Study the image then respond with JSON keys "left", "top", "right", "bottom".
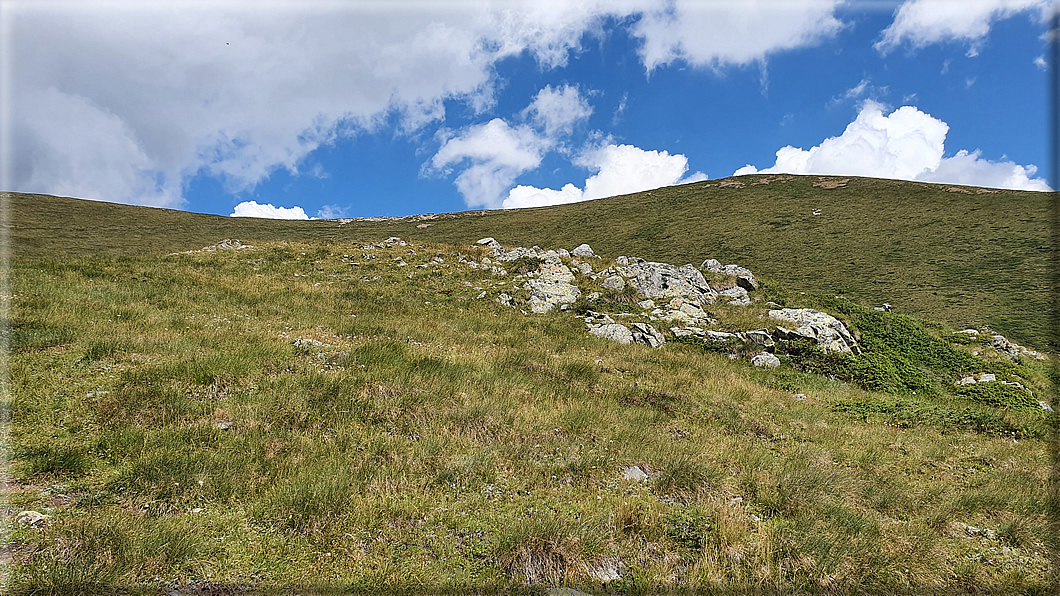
{"left": 3, "top": 0, "right": 1054, "bottom": 219}
{"left": 734, "top": 102, "right": 1051, "bottom": 192}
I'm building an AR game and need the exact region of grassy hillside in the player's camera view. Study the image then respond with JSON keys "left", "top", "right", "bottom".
{"left": 3, "top": 233, "right": 1057, "bottom": 593}
{"left": 4, "top": 174, "right": 1054, "bottom": 349}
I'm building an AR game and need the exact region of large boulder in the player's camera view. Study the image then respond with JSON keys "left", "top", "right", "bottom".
{"left": 768, "top": 308, "right": 860, "bottom": 354}
{"left": 751, "top": 352, "right": 781, "bottom": 368}
{"left": 618, "top": 261, "right": 717, "bottom": 304}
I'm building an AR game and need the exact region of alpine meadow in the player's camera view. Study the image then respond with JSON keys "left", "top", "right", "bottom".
{"left": 3, "top": 174, "right": 1058, "bottom": 594}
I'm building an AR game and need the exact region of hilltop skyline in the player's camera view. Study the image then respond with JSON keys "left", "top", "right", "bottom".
{"left": 2, "top": 0, "right": 1056, "bottom": 219}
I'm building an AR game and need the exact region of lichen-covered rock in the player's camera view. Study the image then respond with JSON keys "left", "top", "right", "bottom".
{"left": 526, "top": 261, "right": 581, "bottom": 313}
{"left": 744, "top": 329, "right": 775, "bottom": 348}
{"left": 600, "top": 275, "right": 625, "bottom": 291}
{"left": 769, "top": 308, "right": 860, "bottom": 354}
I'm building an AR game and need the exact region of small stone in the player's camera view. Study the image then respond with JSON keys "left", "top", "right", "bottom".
{"left": 615, "top": 256, "right": 629, "bottom": 266}
{"left": 216, "top": 420, "right": 232, "bottom": 431}
{"left": 571, "top": 243, "right": 597, "bottom": 258}
{"left": 792, "top": 393, "right": 808, "bottom": 401}
{"left": 751, "top": 352, "right": 780, "bottom": 368}
{"left": 977, "top": 373, "right": 996, "bottom": 383}
{"left": 622, "top": 465, "right": 649, "bottom": 481}
{"left": 1040, "top": 401, "right": 1055, "bottom": 412}
{"left": 15, "top": 510, "right": 48, "bottom": 528}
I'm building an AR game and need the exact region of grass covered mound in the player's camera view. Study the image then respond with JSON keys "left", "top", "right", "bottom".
{"left": 4, "top": 238, "right": 1057, "bottom": 594}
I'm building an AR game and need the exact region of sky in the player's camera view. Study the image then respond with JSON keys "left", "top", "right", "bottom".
{"left": 2, "top": 0, "right": 1057, "bottom": 220}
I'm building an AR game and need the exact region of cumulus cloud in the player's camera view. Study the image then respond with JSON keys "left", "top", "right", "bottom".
{"left": 503, "top": 143, "right": 703, "bottom": 209}
{"left": 734, "top": 101, "right": 1051, "bottom": 191}
{"left": 431, "top": 118, "right": 551, "bottom": 208}
{"left": 524, "top": 85, "right": 593, "bottom": 137}
{"left": 230, "top": 201, "right": 310, "bottom": 219}
{"left": 6, "top": 1, "right": 856, "bottom": 209}
{"left": 632, "top": 0, "right": 845, "bottom": 70}
{"left": 876, "top": 0, "right": 1051, "bottom": 54}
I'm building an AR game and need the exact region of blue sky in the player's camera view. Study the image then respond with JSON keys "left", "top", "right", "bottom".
{"left": 3, "top": 1, "right": 1055, "bottom": 220}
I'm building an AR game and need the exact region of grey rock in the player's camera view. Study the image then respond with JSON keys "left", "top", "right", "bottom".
{"left": 600, "top": 275, "right": 625, "bottom": 291}
{"left": 793, "top": 393, "right": 808, "bottom": 401}
{"left": 977, "top": 373, "right": 996, "bottom": 383}
{"left": 527, "top": 261, "right": 580, "bottom": 313}
{"left": 751, "top": 352, "right": 781, "bottom": 368}
{"left": 619, "top": 261, "right": 717, "bottom": 304}
{"left": 769, "top": 308, "right": 860, "bottom": 354}
{"left": 705, "top": 330, "right": 738, "bottom": 342}
{"left": 745, "top": 329, "right": 775, "bottom": 348}
{"left": 702, "top": 259, "right": 758, "bottom": 290}
{"left": 615, "top": 256, "right": 629, "bottom": 266}
{"left": 1040, "top": 401, "right": 1054, "bottom": 412}
{"left": 589, "top": 323, "right": 633, "bottom": 344}
{"left": 584, "top": 311, "right": 615, "bottom": 325}
{"left": 622, "top": 465, "right": 650, "bottom": 481}
{"left": 637, "top": 299, "right": 655, "bottom": 309}
{"left": 956, "top": 329, "right": 980, "bottom": 335}
{"left": 476, "top": 237, "right": 500, "bottom": 248}
{"left": 15, "top": 510, "right": 48, "bottom": 528}
{"left": 547, "top": 588, "right": 595, "bottom": 596}
{"left": 670, "top": 326, "right": 705, "bottom": 338}
{"left": 576, "top": 262, "right": 593, "bottom": 275}
{"left": 293, "top": 338, "right": 330, "bottom": 348}
{"left": 955, "top": 376, "right": 978, "bottom": 386}
{"left": 495, "top": 293, "right": 513, "bottom": 306}
{"left": 631, "top": 322, "right": 665, "bottom": 348}
{"left": 989, "top": 334, "right": 1021, "bottom": 362}
{"left": 572, "top": 243, "right": 597, "bottom": 258}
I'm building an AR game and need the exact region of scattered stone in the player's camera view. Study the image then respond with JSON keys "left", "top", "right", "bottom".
{"left": 956, "top": 329, "right": 980, "bottom": 335}
{"left": 576, "top": 262, "right": 593, "bottom": 275}
{"left": 600, "top": 275, "right": 625, "bottom": 291}
{"left": 792, "top": 393, "right": 808, "bottom": 401}
{"left": 496, "top": 293, "right": 513, "bottom": 306}
{"left": 637, "top": 299, "right": 655, "bottom": 309}
{"left": 622, "top": 465, "right": 650, "bottom": 481}
{"left": 978, "top": 373, "right": 996, "bottom": 383}
{"left": 751, "top": 352, "right": 781, "bottom": 368}
{"left": 293, "top": 338, "right": 330, "bottom": 348}
{"left": 615, "top": 256, "right": 629, "bottom": 266}
{"left": 769, "top": 308, "right": 860, "bottom": 354}
{"left": 416, "top": 223, "right": 431, "bottom": 229}
{"left": 671, "top": 326, "right": 705, "bottom": 338}
{"left": 15, "top": 510, "right": 48, "bottom": 528}
{"left": 571, "top": 243, "right": 597, "bottom": 258}
{"left": 216, "top": 420, "right": 232, "bottom": 431}
{"left": 476, "top": 237, "right": 500, "bottom": 248}
{"left": 1039, "top": 401, "right": 1054, "bottom": 412}
{"left": 199, "top": 239, "right": 251, "bottom": 252}
{"left": 475, "top": 291, "right": 487, "bottom": 299}
{"left": 719, "top": 286, "right": 750, "bottom": 306}
{"left": 989, "top": 334, "right": 1021, "bottom": 362}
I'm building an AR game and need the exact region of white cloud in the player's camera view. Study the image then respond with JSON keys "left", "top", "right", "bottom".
{"left": 315, "top": 204, "right": 349, "bottom": 219}
{"left": 503, "top": 143, "right": 702, "bottom": 209}
{"left": 4, "top": 1, "right": 872, "bottom": 209}
{"left": 734, "top": 101, "right": 1051, "bottom": 191}
{"left": 1034, "top": 54, "right": 1048, "bottom": 69}
{"left": 431, "top": 118, "right": 550, "bottom": 208}
{"left": 524, "top": 84, "right": 593, "bottom": 137}
{"left": 230, "top": 201, "right": 310, "bottom": 219}
{"left": 876, "top": 0, "right": 1050, "bottom": 54}
{"left": 631, "top": 0, "right": 845, "bottom": 71}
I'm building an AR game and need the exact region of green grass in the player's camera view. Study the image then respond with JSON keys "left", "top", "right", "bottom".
{"left": 5, "top": 173, "right": 1055, "bottom": 348}
{"left": 4, "top": 235, "right": 1056, "bottom": 594}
